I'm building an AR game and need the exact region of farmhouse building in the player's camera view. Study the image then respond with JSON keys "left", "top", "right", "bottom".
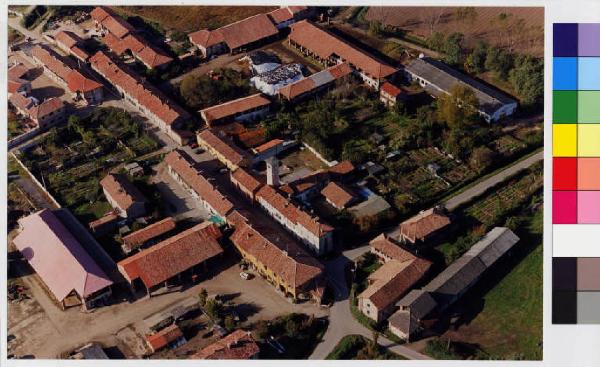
{"left": 164, "top": 149, "right": 235, "bottom": 221}
{"left": 255, "top": 184, "right": 334, "bottom": 255}
{"left": 389, "top": 227, "right": 520, "bottom": 341}
{"left": 278, "top": 62, "right": 353, "bottom": 102}
{"left": 199, "top": 93, "right": 272, "bottom": 126}
{"left": 117, "top": 222, "right": 223, "bottom": 296}
{"left": 288, "top": 21, "right": 397, "bottom": 90}
{"left": 379, "top": 82, "right": 406, "bottom": 107}
{"left": 9, "top": 93, "right": 65, "bottom": 129}
{"left": 230, "top": 168, "right": 263, "bottom": 202}
{"left": 227, "top": 210, "right": 325, "bottom": 302}
{"left": 189, "top": 13, "right": 279, "bottom": 58}
{"left": 13, "top": 209, "right": 113, "bottom": 310}
{"left": 90, "top": 6, "right": 172, "bottom": 70}
{"left": 31, "top": 45, "right": 103, "bottom": 104}
{"left": 404, "top": 56, "right": 518, "bottom": 122}
{"left": 391, "top": 207, "right": 451, "bottom": 245}
{"left": 358, "top": 234, "right": 431, "bottom": 323}
{"left": 100, "top": 173, "right": 148, "bottom": 219}
{"left": 320, "top": 182, "right": 357, "bottom": 210}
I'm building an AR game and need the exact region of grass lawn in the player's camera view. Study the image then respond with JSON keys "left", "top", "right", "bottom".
{"left": 8, "top": 110, "right": 26, "bottom": 139}
{"left": 440, "top": 206, "right": 543, "bottom": 360}
{"left": 326, "top": 334, "right": 406, "bottom": 360}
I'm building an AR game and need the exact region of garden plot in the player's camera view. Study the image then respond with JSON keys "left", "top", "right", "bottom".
{"left": 19, "top": 107, "right": 159, "bottom": 222}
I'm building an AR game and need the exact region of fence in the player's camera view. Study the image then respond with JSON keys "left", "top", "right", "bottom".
{"left": 10, "top": 151, "right": 61, "bottom": 209}
{"left": 8, "top": 127, "right": 42, "bottom": 150}
{"left": 302, "top": 142, "right": 338, "bottom": 167}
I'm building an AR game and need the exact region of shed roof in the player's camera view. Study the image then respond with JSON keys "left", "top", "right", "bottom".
{"left": 193, "top": 329, "right": 259, "bottom": 359}
{"left": 200, "top": 94, "right": 271, "bottom": 124}
{"left": 13, "top": 209, "right": 113, "bottom": 301}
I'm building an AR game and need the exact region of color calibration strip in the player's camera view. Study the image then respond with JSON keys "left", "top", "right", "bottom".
{"left": 552, "top": 23, "right": 600, "bottom": 324}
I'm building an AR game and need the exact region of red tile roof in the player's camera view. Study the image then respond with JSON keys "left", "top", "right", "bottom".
{"left": 28, "top": 98, "right": 64, "bottom": 120}
{"left": 194, "top": 329, "right": 259, "bottom": 359}
{"left": 8, "top": 78, "right": 29, "bottom": 94}
{"left": 320, "top": 182, "right": 355, "bottom": 209}
{"left": 381, "top": 82, "right": 403, "bottom": 97}
{"left": 103, "top": 33, "right": 172, "bottom": 69}
{"left": 268, "top": 7, "right": 294, "bottom": 24}
{"left": 121, "top": 217, "right": 177, "bottom": 252}
{"left": 197, "top": 129, "right": 249, "bottom": 168}
{"left": 278, "top": 62, "right": 352, "bottom": 100}
{"left": 188, "top": 29, "right": 225, "bottom": 49}
{"left": 100, "top": 173, "right": 147, "bottom": 212}
{"left": 164, "top": 149, "right": 235, "bottom": 217}
{"left": 256, "top": 185, "right": 333, "bottom": 237}
{"left": 99, "top": 11, "right": 134, "bottom": 38}
{"left": 8, "top": 92, "right": 34, "bottom": 111}
{"left": 289, "top": 21, "right": 397, "bottom": 79}
{"left": 54, "top": 30, "right": 80, "bottom": 49}
{"left": 118, "top": 222, "right": 223, "bottom": 289}
{"left": 253, "top": 138, "right": 283, "bottom": 154}
{"left": 90, "top": 6, "right": 112, "bottom": 23}
{"left": 399, "top": 208, "right": 451, "bottom": 243}
{"left": 227, "top": 210, "right": 323, "bottom": 290}
{"left": 89, "top": 51, "right": 188, "bottom": 126}
{"left": 13, "top": 209, "right": 113, "bottom": 302}
{"left": 231, "top": 168, "right": 263, "bottom": 195}
{"left": 146, "top": 324, "right": 184, "bottom": 352}
{"left": 31, "top": 45, "right": 102, "bottom": 94}
{"left": 8, "top": 63, "right": 29, "bottom": 80}
{"left": 88, "top": 211, "right": 119, "bottom": 231}
{"left": 70, "top": 45, "right": 90, "bottom": 61}
{"left": 219, "top": 13, "right": 280, "bottom": 50}
{"left": 370, "top": 234, "right": 415, "bottom": 262}
{"left": 328, "top": 160, "right": 355, "bottom": 176}
{"left": 359, "top": 257, "right": 431, "bottom": 310}
{"left": 200, "top": 93, "right": 271, "bottom": 125}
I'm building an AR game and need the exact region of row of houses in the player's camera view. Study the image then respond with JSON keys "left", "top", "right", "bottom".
{"left": 90, "top": 6, "right": 173, "bottom": 70}
{"left": 54, "top": 30, "right": 90, "bottom": 63}
{"left": 89, "top": 51, "right": 190, "bottom": 145}
{"left": 100, "top": 172, "right": 148, "bottom": 219}
{"left": 188, "top": 6, "right": 311, "bottom": 58}
{"left": 9, "top": 93, "right": 66, "bottom": 130}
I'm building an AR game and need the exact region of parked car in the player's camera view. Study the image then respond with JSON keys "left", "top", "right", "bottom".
{"left": 239, "top": 271, "right": 252, "bottom": 280}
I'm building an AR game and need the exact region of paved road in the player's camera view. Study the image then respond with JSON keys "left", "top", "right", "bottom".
{"left": 443, "top": 150, "right": 543, "bottom": 211}
{"left": 310, "top": 248, "right": 432, "bottom": 360}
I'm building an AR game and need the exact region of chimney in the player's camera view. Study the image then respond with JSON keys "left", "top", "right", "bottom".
{"left": 266, "top": 156, "right": 280, "bottom": 187}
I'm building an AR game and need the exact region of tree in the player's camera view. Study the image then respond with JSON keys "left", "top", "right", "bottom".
{"left": 436, "top": 85, "right": 479, "bottom": 130}
{"left": 204, "top": 298, "right": 223, "bottom": 321}
{"left": 284, "top": 318, "right": 299, "bottom": 338}
{"left": 443, "top": 32, "right": 464, "bottom": 65}
{"left": 484, "top": 46, "right": 513, "bottom": 79}
{"left": 465, "top": 41, "right": 488, "bottom": 74}
{"left": 198, "top": 288, "right": 208, "bottom": 307}
{"left": 254, "top": 320, "right": 270, "bottom": 340}
{"left": 224, "top": 315, "right": 236, "bottom": 331}
{"left": 469, "top": 146, "right": 496, "bottom": 173}
{"left": 368, "top": 20, "right": 384, "bottom": 37}
{"left": 509, "top": 55, "right": 543, "bottom": 106}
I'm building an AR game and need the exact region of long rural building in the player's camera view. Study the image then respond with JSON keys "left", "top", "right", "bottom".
{"left": 227, "top": 210, "right": 325, "bottom": 302}
{"left": 193, "top": 329, "right": 260, "bottom": 359}
{"left": 199, "top": 93, "right": 271, "bottom": 127}
{"left": 390, "top": 207, "right": 451, "bottom": 245}
{"left": 164, "top": 149, "right": 235, "bottom": 222}
{"left": 288, "top": 20, "right": 397, "bottom": 90}
{"left": 54, "top": 30, "right": 90, "bottom": 62}
{"left": 404, "top": 56, "right": 518, "bottom": 122}
{"left": 196, "top": 129, "right": 252, "bottom": 170}
{"left": 117, "top": 222, "right": 223, "bottom": 296}
{"left": 13, "top": 209, "right": 114, "bottom": 310}
{"left": 388, "top": 227, "right": 520, "bottom": 341}
{"left": 89, "top": 51, "right": 190, "bottom": 145}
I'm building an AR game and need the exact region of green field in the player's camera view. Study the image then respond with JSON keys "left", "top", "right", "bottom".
{"left": 441, "top": 207, "right": 543, "bottom": 360}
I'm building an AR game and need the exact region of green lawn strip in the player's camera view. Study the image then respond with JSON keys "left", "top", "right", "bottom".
{"left": 326, "top": 334, "right": 406, "bottom": 360}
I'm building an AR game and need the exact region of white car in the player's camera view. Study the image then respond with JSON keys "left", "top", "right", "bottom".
{"left": 239, "top": 271, "right": 251, "bottom": 280}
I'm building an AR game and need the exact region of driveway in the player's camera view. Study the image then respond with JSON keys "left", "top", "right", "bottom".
{"left": 443, "top": 150, "right": 543, "bottom": 211}
{"left": 310, "top": 249, "right": 432, "bottom": 360}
